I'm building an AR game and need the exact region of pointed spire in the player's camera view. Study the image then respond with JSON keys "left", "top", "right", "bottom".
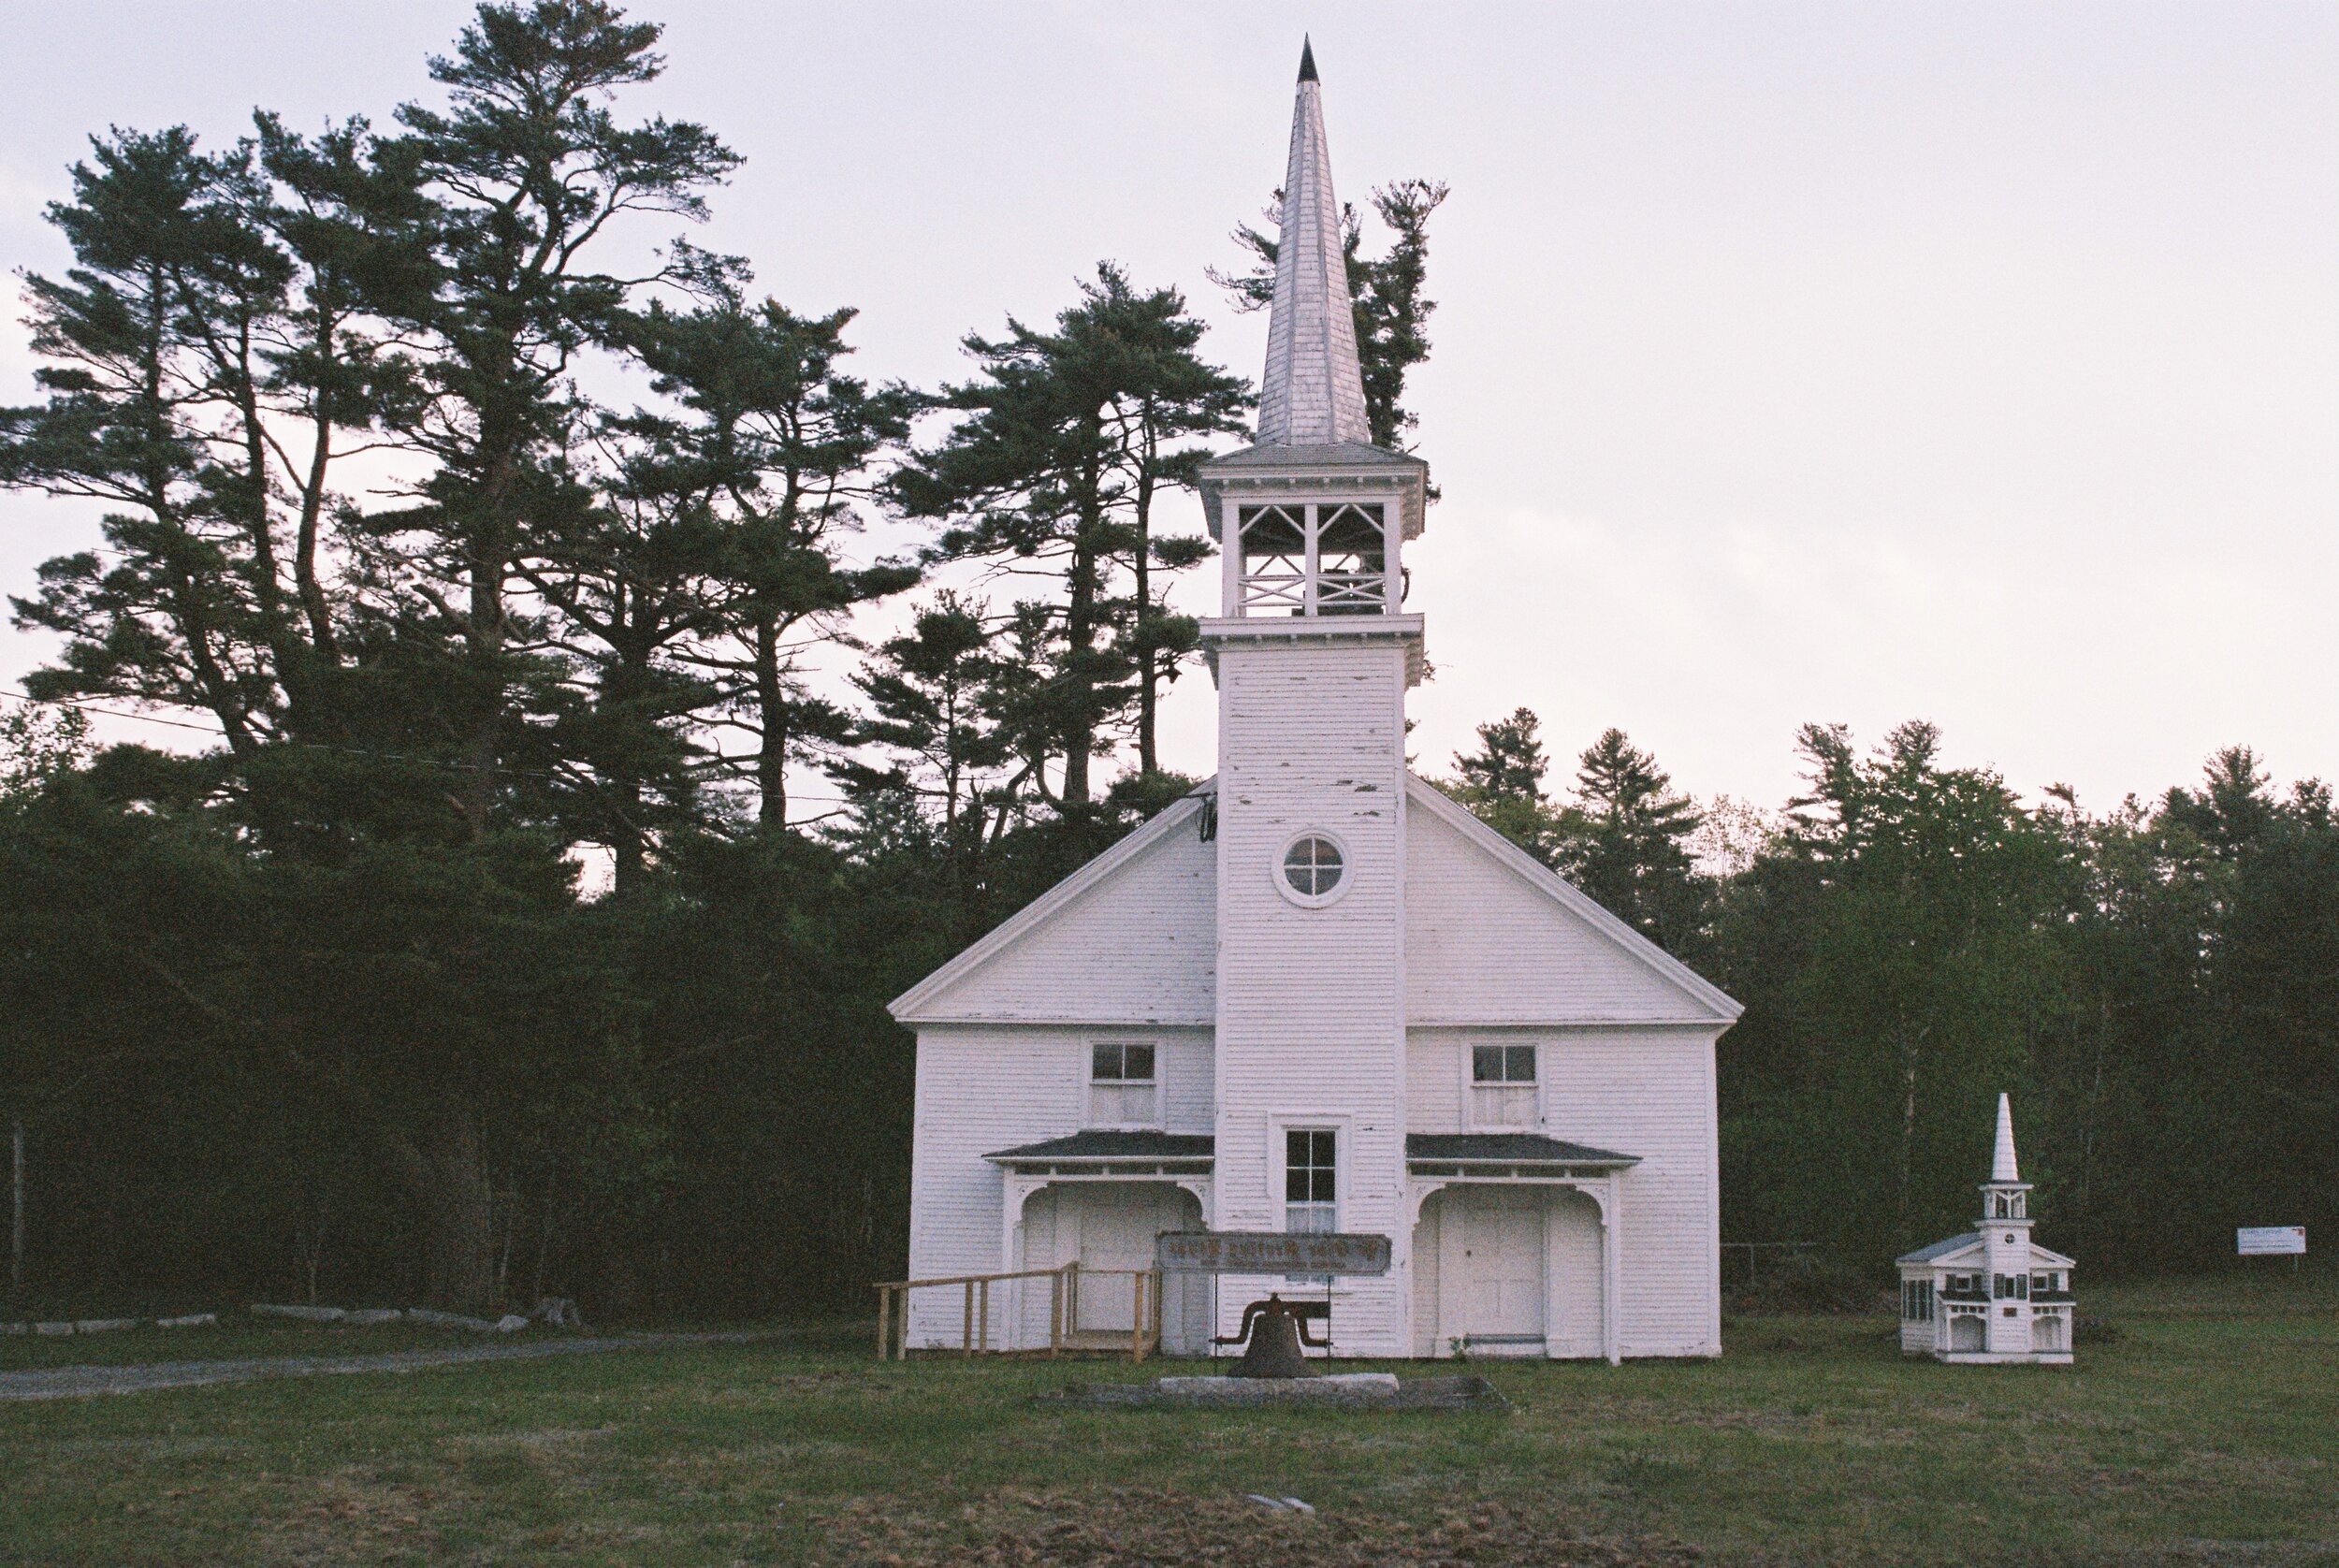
{"left": 1991, "top": 1093, "right": 2021, "bottom": 1183}
{"left": 1257, "top": 40, "right": 1373, "bottom": 448}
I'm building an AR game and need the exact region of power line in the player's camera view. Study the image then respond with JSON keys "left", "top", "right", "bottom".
{"left": 0, "top": 687, "right": 854, "bottom": 804}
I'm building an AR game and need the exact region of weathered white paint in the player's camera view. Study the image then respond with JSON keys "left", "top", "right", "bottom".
{"left": 1208, "top": 634, "right": 1413, "bottom": 1356}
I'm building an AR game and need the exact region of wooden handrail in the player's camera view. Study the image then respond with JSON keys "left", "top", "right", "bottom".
{"left": 870, "top": 1266, "right": 1074, "bottom": 1291}
{"left": 873, "top": 1261, "right": 1162, "bottom": 1362}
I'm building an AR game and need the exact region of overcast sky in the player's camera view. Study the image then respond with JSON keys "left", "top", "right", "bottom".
{"left": 4, "top": 2, "right": 2334, "bottom": 815}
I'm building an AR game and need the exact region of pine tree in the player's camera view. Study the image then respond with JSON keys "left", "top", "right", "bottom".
{"left": 895, "top": 265, "right": 1240, "bottom": 811}
{"left": 361, "top": 0, "right": 740, "bottom": 846}
{"left": 613, "top": 294, "right": 917, "bottom": 831}
{"left": 1442, "top": 706, "right": 1562, "bottom": 864}
{"left": 1560, "top": 728, "right": 1710, "bottom": 955}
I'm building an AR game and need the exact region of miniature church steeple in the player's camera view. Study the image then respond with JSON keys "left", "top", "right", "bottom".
{"left": 1257, "top": 37, "right": 1373, "bottom": 448}
{"left": 1981, "top": 1092, "right": 2030, "bottom": 1226}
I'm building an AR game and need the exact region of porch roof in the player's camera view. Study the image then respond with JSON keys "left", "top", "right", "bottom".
{"left": 1406, "top": 1133, "right": 1638, "bottom": 1169}
{"left": 982, "top": 1130, "right": 1214, "bottom": 1164}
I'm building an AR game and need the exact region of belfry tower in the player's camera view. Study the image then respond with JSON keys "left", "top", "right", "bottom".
{"left": 1194, "top": 40, "right": 1431, "bottom": 1356}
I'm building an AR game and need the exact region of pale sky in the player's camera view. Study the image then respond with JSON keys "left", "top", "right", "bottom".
{"left": 4, "top": 2, "right": 2334, "bottom": 817}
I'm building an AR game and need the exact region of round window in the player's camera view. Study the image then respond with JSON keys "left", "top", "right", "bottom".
{"left": 1280, "top": 834, "right": 1346, "bottom": 905}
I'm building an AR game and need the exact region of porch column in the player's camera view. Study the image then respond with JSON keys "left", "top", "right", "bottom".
{"left": 1604, "top": 1171, "right": 1622, "bottom": 1366}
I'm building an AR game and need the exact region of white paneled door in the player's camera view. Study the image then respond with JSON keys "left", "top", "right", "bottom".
{"left": 1457, "top": 1186, "right": 1546, "bottom": 1346}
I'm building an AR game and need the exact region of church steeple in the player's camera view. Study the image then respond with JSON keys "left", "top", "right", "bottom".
{"left": 1197, "top": 41, "right": 1428, "bottom": 671}
{"left": 1257, "top": 37, "right": 1373, "bottom": 448}
{"left": 1981, "top": 1092, "right": 2031, "bottom": 1225}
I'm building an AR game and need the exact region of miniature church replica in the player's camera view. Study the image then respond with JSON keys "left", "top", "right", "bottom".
{"left": 1896, "top": 1095, "right": 2076, "bottom": 1364}
{"left": 891, "top": 44, "right": 1742, "bottom": 1363}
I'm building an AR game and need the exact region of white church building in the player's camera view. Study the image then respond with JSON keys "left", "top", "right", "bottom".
{"left": 1896, "top": 1095, "right": 2076, "bottom": 1364}
{"left": 891, "top": 45, "right": 1742, "bottom": 1363}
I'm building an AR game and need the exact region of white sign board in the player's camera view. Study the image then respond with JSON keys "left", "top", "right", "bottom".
{"left": 2237, "top": 1227, "right": 2306, "bottom": 1256}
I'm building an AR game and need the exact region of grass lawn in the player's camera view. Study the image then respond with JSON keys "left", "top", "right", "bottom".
{"left": 1, "top": 1273, "right": 2332, "bottom": 1567}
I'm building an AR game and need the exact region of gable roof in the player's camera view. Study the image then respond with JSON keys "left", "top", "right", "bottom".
{"left": 887, "top": 789, "right": 1213, "bottom": 1024}
{"left": 1898, "top": 1233, "right": 1983, "bottom": 1265}
{"left": 1897, "top": 1230, "right": 2077, "bottom": 1269}
{"left": 888, "top": 775, "right": 1744, "bottom": 1029}
{"left": 1403, "top": 778, "right": 1744, "bottom": 1023}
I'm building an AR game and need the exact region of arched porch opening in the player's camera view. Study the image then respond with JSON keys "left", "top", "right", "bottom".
{"left": 1409, "top": 1179, "right": 1610, "bottom": 1359}
{"left": 1012, "top": 1181, "right": 1208, "bottom": 1355}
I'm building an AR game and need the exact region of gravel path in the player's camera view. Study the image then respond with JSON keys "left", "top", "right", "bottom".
{"left": 0, "top": 1330, "right": 771, "bottom": 1401}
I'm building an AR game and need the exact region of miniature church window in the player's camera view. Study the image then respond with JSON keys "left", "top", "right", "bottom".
{"left": 1901, "top": 1280, "right": 1935, "bottom": 1321}
{"left": 1088, "top": 1041, "right": 1157, "bottom": 1126}
{"left": 1285, "top": 1128, "right": 1337, "bottom": 1234}
{"left": 1472, "top": 1043, "right": 1538, "bottom": 1127}
{"left": 1280, "top": 834, "right": 1347, "bottom": 905}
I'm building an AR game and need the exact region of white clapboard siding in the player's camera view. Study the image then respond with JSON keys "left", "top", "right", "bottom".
{"left": 1550, "top": 1026, "right": 1721, "bottom": 1357}
{"left": 904, "top": 1024, "right": 1213, "bottom": 1349}
{"left": 1550, "top": 1191, "right": 1605, "bottom": 1357}
{"left": 893, "top": 798, "right": 1217, "bottom": 1026}
{"left": 1213, "top": 641, "right": 1413, "bottom": 1356}
{"left": 1404, "top": 782, "right": 1735, "bottom": 1025}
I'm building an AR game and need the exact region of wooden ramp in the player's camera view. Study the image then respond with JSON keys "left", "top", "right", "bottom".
{"left": 873, "top": 1263, "right": 1163, "bottom": 1363}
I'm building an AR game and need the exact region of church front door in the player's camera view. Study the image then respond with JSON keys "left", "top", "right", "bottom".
{"left": 1455, "top": 1186, "right": 1546, "bottom": 1350}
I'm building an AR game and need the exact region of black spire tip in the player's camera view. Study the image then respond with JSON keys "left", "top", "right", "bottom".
{"left": 1298, "top": 36, "right": 1318, "bottom": 83}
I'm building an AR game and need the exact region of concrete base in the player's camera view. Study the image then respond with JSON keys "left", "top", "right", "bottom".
{"left": 1936, "top": 1352, "right": 2074, "bottom": 1365}
{"left": 1040, "top": 1373, "right": 1506, "bottom": 1411}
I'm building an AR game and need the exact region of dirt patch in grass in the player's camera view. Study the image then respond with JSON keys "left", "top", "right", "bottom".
{"left": 811, "top": 1488, "right": 1706, "bottom": 1567}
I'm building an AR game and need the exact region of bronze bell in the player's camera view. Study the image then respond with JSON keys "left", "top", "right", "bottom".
{"left": 1227, "top": 1294, "right": 1323, "bottom": 1379}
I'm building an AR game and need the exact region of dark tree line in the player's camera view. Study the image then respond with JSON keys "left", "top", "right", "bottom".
{"left": 0, "top": 2, "right": 1449, "bottom": 1317}
{"left": 1444, "top": 711, "right": 2339, "bottom": 1279}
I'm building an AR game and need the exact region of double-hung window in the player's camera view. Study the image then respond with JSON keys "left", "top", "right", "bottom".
{"left": 1472, "top": 1043, "right": 1538, "bottom": 1127}
{"left": 1284, "top": 1129, "right": 1337, "bottom": 1235}
{"left": 1089, "top": 1042, "right": 1157, "bottom": 1126}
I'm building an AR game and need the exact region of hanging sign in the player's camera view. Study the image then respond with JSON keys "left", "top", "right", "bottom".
{"left": 1155, "top": 1231, "right": 1391, "bottom": 1276}
{"left": 2236, "top": 1227, "right": 2306, "bottom": 1256}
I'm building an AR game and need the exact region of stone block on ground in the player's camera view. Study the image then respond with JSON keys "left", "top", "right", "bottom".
{"left": 341, "top": 1309, "right": 402, "bottom": 1326}
{"left": 34, "top": 1322, "right": 74, "bottom": 1337}
{"left": 252, "top": 1303, "right": 346, "bottom": 1322}
{"left": 495, "top": 1314, "right": 530, "bottom": 1333}
{"left": 403, "top": 1307, "right": 499, "bottom": 1331}
{"left": 72, "top": 1318, "right": 139, "bottom": 1334}
{"left": 1041, "top": 1373, "right": 1506, "bottom": 1412}
{"left": 154, "top": 1313, "right": 218, "bottom": 1328}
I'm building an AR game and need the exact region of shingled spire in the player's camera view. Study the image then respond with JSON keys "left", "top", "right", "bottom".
{"left": 1257, "top": 37, "right": 1373, "bottom": 448}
